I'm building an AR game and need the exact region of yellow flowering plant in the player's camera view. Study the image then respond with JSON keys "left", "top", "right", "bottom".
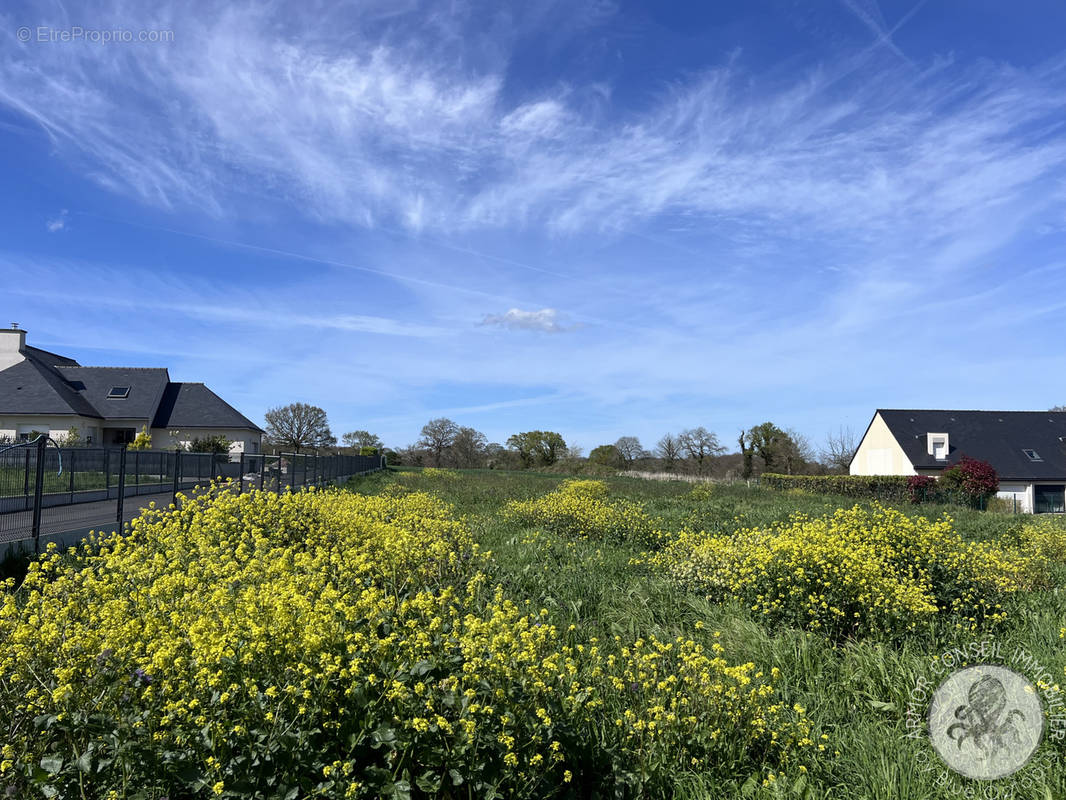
{"left": 653, "top": 504, "right": 1033, "bottom": 640}
{"left": 0, "top": 484, "right": 811, "bottom": 798}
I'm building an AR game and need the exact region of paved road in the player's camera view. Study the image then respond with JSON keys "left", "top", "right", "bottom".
{"left": 0, "top": 491, "right": 176, "bottom": 545}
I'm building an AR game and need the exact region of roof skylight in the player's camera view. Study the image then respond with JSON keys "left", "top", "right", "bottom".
{"left": 107, "top": 386, "right": 130, "bottom": 399}
{"left": 1022, "top": 449, "right": 1042, "bottom": 462}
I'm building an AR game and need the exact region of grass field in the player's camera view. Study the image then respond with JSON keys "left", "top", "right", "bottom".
{"left": 1, "top": 467, "right": 1064, "bottom": 798}
{"left": 354, "top": 468, "right": 1066, "bottom": 799}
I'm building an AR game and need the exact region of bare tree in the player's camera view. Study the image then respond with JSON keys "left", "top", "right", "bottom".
{"left": 820, "top": 426, "right": 858, "bottom": 473}
{"left": 614, "top": 436, "right": 647, "bottom": 470}
{"left": 655, "top": 433, "right": 682, "bottom": 471}
{"left": 451, "top": 426, "right": 488, "bottom": 468}
{"left": 1051, "top": 405, "right": 1066, "bottom": 412}
{"left": 679, "top": 427, "right": 725, "bottom": 475}
{"left": 264, "top": 403, "right": 335, "bottom": 453}
{"left": 418, "top": 418, "right": 460, "bottom": 467}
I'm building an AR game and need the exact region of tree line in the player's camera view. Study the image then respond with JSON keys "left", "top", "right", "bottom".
{"left": 262, "top": 402, "right": 862, "bottom": 476}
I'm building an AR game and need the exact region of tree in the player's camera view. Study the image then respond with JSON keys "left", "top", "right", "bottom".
{"left": 264, "top": 403, "right": 335, "bottom": 453}
{"left": 589, "top": 444, "right": 624, "bottom": 470}
{"left": 341, "top": 430, "right": 383, "bottom": 451}
{"left": 506, "top": 431, "right": 567, "bottom": 468}
{"left": 451, "top": 426, "right": 488, "bottom": 468}
{"left": 781, "top": 428, "right": 816, "bottom": 475}
{"left": 1051, "top": 405, "right": 1066, "bottom": 412}
{"left": 821, "top": 427, "right": 858, "bottom": 473}
{"left": 739, "top": 422, "right": 794, "bottom": 475}
{"left": 655, "top": 433, "right": 682, "bottom": 472}
{"left": 678, "top": 427, "right": 725, "bottom": 475}
{"left": 614, "top": 437, "right": 647, "bottom": 470}
{"left": 59, "top": 425, "right": 84, "bottom": 448}
{"left": 418, "top": 418, "right": 459, "bottom": 467}
{"left": 129, "top": 425, "right": 152, "bottom": 450}
{"left": 188, "top": 434, "right": 231, "bottom": 454}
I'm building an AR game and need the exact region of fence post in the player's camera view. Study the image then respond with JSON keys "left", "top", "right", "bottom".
{"left": 172, "top": 449, "right": 181, "bottom": 504}
{"left": 116, "top": 446, "right": 127, "bottom": 526}
{"left": 259, "top": 456, "right": 266, "bottom": 493}
{"left": 68, "top": 448, "right": 75, "bottom": 504}
{"left": 30, "top": 436, "right": 47, "bottom": 553}
{"left": 134, "top": 450, "right": 140, "bottom": 490}
{"left": 104, "top": 448, "right": 111, "bottom": 499}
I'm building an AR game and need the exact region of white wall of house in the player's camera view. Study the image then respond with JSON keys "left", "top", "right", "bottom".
{"left": 0, "top": 415, "right": 103, "bottom": 444}
{"left": 997, "top": 482, "right": 1033, "bottom": 514}
{"left": 150, "top": 428, "right": 262, "bottom": 455}
{"left": 0, "top": 328, "right": 27, "bottom": 372}
{"left": 850, "top": 413, "right": 917, "bottom": 476}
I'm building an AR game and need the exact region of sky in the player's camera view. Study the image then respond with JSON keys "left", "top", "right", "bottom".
{"left": 1, "top": 0, "right": 1065, "bottom": 454}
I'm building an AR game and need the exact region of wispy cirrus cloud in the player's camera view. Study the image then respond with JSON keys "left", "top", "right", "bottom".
{"left": 1, "top": 0, "right": 1064, "bottom": 243}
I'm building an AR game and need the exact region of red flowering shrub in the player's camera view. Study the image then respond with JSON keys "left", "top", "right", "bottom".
{"left": 907, "top": 475, "right": 937, "bottom": 504}
{"left": 939, "top": 455, "right": 999, "bottom": 507}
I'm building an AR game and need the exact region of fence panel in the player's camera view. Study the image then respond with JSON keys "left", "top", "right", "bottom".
{"left": 0, "top": 439, "right": 385, "bottom": 549}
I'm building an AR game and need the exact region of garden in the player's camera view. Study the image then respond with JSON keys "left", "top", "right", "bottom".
{"left": 1, "top": 468, "right": 1065, "bottom": 798}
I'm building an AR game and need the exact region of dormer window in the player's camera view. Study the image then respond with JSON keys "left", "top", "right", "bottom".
{"left": 1022, "top": 449, "right": 1042, "bottom": 462}
{"left": 927, "top": 432, "right": 949, "bottom": 460}
{"left": 107, "top": 386, "right": 130, "bottom": 399}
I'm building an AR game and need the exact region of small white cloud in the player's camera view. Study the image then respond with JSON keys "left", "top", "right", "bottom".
{"left": 481, "top": 307, "right": 568, "bottom": 333}
{"left": 46, "top": 209, "right": 68, "bottom": 232}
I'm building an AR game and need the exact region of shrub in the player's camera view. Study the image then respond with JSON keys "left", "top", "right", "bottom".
{"left": 938, "top": 456, "right": 998, "bottom": 507}
{"left": 129, "top": 425, "right": 152, "bottom": 450}
{"left": 652, "top": 504, "right": 1033, "bottom": 640}
{"left": 761, "top": 473, "right": 912, "bottom": 503}
{"left": 503, "top": 480, "right": 661, "bottom": 547}
{"left": 0, "top": 486, "right": 810, "bottom": 798}
{"left": 907, "top": 475, "right": 937, "bottom": 504}
{"left": 421, "top": 466, "right": 460, "bottom": 480}
{"left": 188, "top": 434, "right": 231, "bottom": 454}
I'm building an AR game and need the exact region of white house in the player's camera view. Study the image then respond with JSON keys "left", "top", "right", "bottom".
{"left": 0, "top": 327, "right": 262, "bottom": 454}
{"left": 851, "top": 409, "right": 1066, "bottom": 514}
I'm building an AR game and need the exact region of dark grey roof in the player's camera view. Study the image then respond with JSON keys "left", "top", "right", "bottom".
{"left": 152, "top": 383, "right": 262, "bottom": 432}
{"left": 0, "top": 346, "right": 260, "bottom": 434}
{"left": 56, "top": 366, "right": 170, "bottom": 421}
{"left": 0, "top": 349, "right": 101, "bottom": 417}
{"left": 876, "top": 409, "right": 1066, "bottom": 481}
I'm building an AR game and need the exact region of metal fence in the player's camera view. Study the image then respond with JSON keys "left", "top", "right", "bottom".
{"left": 0, "top": 437, "right": 384, "bottom": 551}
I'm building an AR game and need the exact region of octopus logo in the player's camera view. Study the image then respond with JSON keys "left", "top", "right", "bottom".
{"left": 928, "top": 664, "right": 1044, "bottom": 780}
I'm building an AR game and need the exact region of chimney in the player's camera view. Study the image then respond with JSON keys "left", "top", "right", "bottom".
{"left": 0, "top": 324, "right": 27, "bottom": 372}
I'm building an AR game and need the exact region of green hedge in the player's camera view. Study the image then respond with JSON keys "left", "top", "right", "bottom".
{"left": 760, "top": 473, "right": 912, "bottom": 503}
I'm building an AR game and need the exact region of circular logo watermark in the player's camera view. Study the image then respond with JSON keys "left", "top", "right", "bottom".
{"left": 903, "top": 639, "right": 1066, "bottom": 797}
{"left": 927, "top": 664, "right": 1043, "bottom": 780}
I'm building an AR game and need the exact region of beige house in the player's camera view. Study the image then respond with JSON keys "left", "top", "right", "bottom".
{"left": 851, "top": 409, "right": 1066, "bottom": 513}
{"left": 0, "top": 327, "right": 262, "bottom": 454}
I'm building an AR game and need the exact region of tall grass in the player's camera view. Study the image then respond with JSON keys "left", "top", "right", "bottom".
{"left": 349, "top": 467, "right": 1066, "bottom": 799}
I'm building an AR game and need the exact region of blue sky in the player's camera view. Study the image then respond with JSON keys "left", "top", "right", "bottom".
{"left": 2, "top": 0, "right": 1065, "bottom": 454}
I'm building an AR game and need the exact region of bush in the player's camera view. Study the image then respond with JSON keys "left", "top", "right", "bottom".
{"left": 0, "top": 486, "right": 811, "bottom": 798}
{"left": 938, "top": 456, "right": 998, "bottom": 507}
{"left": 503, "top": 480, "right": 662, "bottom": 547}
{"left": 652, "top": 504, "right": 1033, "bottom": 640}
{"left": 761, "top": 473, "right": 912, "bottom": 503}
{"left": 907, "top": 475, "right": 937, "bottom": 503}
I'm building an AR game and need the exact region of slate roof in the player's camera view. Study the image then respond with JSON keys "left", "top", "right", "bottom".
{"left": 152, "top": 383, "right": 262, "bottom": 432}
{"left": 56, "top": 366, "right": 171, "bottom": 421}
{"left": 0, "top": 344, "right": 261, "bottom": 433}
{"left": 875, "top": 409, "right": 1066, "bottom": 482}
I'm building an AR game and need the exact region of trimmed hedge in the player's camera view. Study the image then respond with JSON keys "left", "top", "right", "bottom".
{"left": 761, "top": 473, "right": 912, "bottom": 503}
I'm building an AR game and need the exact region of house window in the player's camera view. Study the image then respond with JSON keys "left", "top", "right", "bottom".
{"left": 1022, "top": 449, "right": 1043, "bottom": 462}
{"left": 927, "top": 433, "right": 949, "bottom": 460}
{"left": 107, "top": 386, "right": 130, "bottom": 398}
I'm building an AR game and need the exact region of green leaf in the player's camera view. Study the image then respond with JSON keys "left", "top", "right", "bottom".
{"left": 75, "top": 749, "right": 92, "bottom": 773}
{"left": 740, "top": 773, "right": 759, "bottom": 798}
{"left": 867, "top": 699, "right": 896, "bottom": 712}
{"left": 41, "top": 787, "right": 58, "bottom": 799}
{"left": 39, "top": 755, "right": 63, "bottom": 775}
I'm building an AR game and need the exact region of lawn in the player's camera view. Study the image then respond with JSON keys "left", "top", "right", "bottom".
{"left": 1, "top": 467, "right": 1064, "bottom": 799}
